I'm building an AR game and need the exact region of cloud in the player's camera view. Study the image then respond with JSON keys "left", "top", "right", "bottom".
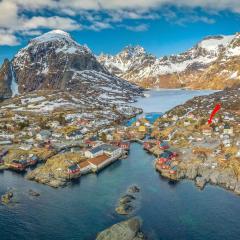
{"left": 0, "top": 1, "right": 18, "bottom": 28}
{"left": 122, "top": 24, "right": 149, "bottom": 32}
{"left": 0, "top": 32, "right": 20, "bottom": 46}
{"left": 177, "top": 15, "right": 215, "bottom": 25}
{"left": 87, "top": 21, "right": 113, "bottom": 31}
{"left": 21, "top": 16, "right": 81, "bottom": 31}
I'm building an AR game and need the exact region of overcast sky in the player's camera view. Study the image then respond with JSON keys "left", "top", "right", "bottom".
{"left": 0, "top": 0, "right": 240, "bottom": 64}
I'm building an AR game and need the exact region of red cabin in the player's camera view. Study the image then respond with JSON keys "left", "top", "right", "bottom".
{"left": 119, "top": 142, "right": 130, "bottom": 151}
{"left": 27, "top": 156, "right": 38, "bottom": 166}
{"left": 67, "top": 164, "right": 80, "bottom": 174}
{"left": 10, "top": 160, "right": 27, "bottom": 171}
{"left": 161, "top": 164, "right": 170, "bottom": 170}
{"left": 159, "top": 141, "right": 169, "bottom": 150}
{"left": 172, "top": 152, "right": 178, "bottom": 157}
{"left": 143, "top": 142, "right": 151, "bottom": 150}
{"left": 169, "top": 166, "right": 178, "bottom": 175}
{"left": 157, "top": 158, "right": 167, "bottom": 164}
{"left": 169, "top": 169, "right": 177, "bottom": 174}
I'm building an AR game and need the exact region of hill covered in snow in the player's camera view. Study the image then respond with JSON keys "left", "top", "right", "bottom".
{"left": 98, "top": 33, "right": 240, "bottom": 89}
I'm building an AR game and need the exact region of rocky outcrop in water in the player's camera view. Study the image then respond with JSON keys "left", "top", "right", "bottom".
{"left": 115, "top": 194, "right": 135, "bottom": 215}
{"left": 28, "top": 189, "right": 40, "bottom": 197}
{"left": 115, "top": 185, "right": 140, "bottom": 215}
{"left": 96, "top": 217, "right": 145, "bottom": 240}
{"left": 1, "top": 191, "right": 14, "bottom": 204}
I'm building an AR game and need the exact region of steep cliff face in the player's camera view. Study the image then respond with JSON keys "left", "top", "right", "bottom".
{"left": 0, "top": 30, "right": 142, "bottom": 100}
{"left": 99, "top": 33, "right": 240, "bottom": 89}
{"left": 12, "top": 30, "right": 108, "bottom": 93}
{"left": 0, "top": 59, "right": 15, "bottom": 99}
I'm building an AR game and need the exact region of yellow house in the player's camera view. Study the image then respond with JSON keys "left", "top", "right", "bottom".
{"left": 138, "top": 125, "right": 146, "bottom": 132}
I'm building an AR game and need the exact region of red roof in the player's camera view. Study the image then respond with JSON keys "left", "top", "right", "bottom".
{"left": 79, "top": 161, "right": 90, "bottom": 168}
{"left": 88, "top": 154, "right": 109, "bottom": 166}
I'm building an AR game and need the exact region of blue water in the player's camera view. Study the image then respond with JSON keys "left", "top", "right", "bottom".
{"left": 125, "top": 112, "right": 162, "bottom": 126}
{"left": 1, "top": 89, "right": 239, "bottom": 240}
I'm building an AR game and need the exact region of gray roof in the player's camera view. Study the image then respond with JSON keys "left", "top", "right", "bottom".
{"left": 89, "top": 144, "right": 118, "bottom": 154}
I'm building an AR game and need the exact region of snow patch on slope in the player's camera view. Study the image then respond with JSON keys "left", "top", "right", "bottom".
{"left": 198, "top": 35, "right": 234, "bottom": 52}
{"left": 32, "top": 30, "right": 72, "bottom": 43}
{"left": 10, "top": 64, "right": 19, "bottom": 97}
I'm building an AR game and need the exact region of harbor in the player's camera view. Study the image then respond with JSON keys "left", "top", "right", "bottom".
{"left": 0, "top": 89, "right": 239, "bottom": 240}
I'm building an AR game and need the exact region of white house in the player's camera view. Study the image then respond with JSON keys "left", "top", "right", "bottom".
{"left": 85, "top": 144, "right": 122, "bottom": 158}
{"left": 106, "top": 134, "right": 113, "bottom": 141}
{"left": 48, "top": 121, "right": 60, "bottom": 129}
{"left": 184, "top": 121, "right": 191, "bottom": 127}
{"left": 172, "top": 115, "right": 178, "bottom": 121}
{"left": 85, "top": 145, "right": 104, "bottom": 158}
{"left": 36, "top": 130, "right": 52, "bottom": 141}
{"left": 65, "top": 130, "right": 83, "bottom": 140}
{"left": 223, "top": 124, "right": 234, "bottom": 135}
{"left": 135, "top": 121, "right": 141, "bottom": 127}
{"left": 223, "top": 138, "right": 231, "bottom": 147}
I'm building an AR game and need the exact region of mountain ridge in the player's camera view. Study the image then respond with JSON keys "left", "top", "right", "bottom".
{"left": 98, "top": 32, "right": 240, "bottom": 89}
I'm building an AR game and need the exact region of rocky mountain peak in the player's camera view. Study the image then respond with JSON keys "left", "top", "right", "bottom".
{"left": 120, "top": 45, "right": 146, "bottom": 57}
{"left": 23, "top": 29, "right": 91, "bottom": 56}
{"left": 98, "top": 45, "right": 156, "bottom": 77}
{"left": 0, "top": 30, "right": 142, "bottom": 100}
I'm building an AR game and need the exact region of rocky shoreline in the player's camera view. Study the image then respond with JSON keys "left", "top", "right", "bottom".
{"left": 144, "top": 88, "right": 240, "bottom": 196}
{"left": 177, "top": 160, "right": 240, "bottom": 194}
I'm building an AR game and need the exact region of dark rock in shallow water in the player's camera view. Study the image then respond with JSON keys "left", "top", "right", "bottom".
{"left": 116, "top": 203, "right": 134, "bottom": 215}
{"left": 96, "top": 217, "right": 145, "bottom": 240}
{"left": 116, "top": 185, "right": 141, "bottom": 215}
{"left": 119, "top": 194, "right": 136, "bottom": 204}
{"left": 29, "top": 189, "right": 40, "bottom": 197}
{"left": 128, "top": 185, "right": 140, "bottom": 193}
{"left": 116, "top": 194, "right": 136, "bottom": 215}
{"left": 1, "top": 191, "right": 14, "bottom": 204}
{"left": 195, "top": 177, "right": 207, "bottom": 190}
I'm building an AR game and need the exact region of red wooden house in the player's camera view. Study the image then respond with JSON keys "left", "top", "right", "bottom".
{"left": 10, "top": 160, "right": 27, "bottom": 171}
{"left": 159, "top": 141, "right": 169, "bottom": 150}
{"left": 67, "top": 164, "right": 80, "bottom": 175}
{"left": 27, "top": 156, "right": 38, "bottom": 166}
{"left": 169, "top": 166, "right": 178, "bottom": 175}
{"left": 119, "top": 141, "right": 130, "bottom": 151}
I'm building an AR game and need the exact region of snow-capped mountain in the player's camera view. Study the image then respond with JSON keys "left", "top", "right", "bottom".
{"left": 0, "top": 30, "right": 142, "bottom": 100}
{"left": 98, "top": 45, "right": 156, "bottom": 76}
{"left": 99, "top": 33, "right": 240, "bottom": 89}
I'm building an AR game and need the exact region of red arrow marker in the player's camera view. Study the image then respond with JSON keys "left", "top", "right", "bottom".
{"left": 208, "top": 103, "right": 221, "bottom": 124}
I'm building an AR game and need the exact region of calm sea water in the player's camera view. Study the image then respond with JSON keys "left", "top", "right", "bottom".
{"left": 1, "top": 89, "right": 240, "bottom": 240}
